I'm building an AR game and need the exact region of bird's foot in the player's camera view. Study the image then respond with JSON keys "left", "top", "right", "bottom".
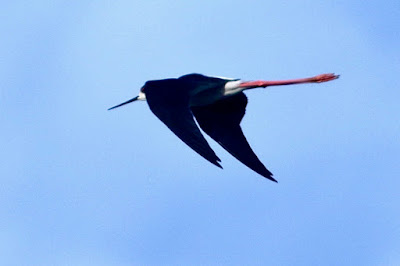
{"left": 312, "top": 73, "right": 340, "bottom": 83}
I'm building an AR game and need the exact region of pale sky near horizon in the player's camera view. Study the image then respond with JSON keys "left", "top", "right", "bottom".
{"left": 1, "top": 1, "right": 399, "bottom": 265}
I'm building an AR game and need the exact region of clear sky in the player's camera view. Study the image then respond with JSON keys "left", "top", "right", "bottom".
{"left": 1, "top": 1, "right": 399, "bottom": 265}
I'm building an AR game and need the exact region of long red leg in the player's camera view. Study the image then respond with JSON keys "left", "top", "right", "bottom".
{"left": 239, "top": 73, "right": 339, "bottom": 89}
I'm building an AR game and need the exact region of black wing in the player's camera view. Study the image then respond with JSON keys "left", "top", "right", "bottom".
{"left": 191, "top": 92, "right": 276, "bottom": 181}
{"left": 144, "top": 79, "right": 222, "bottom": 168}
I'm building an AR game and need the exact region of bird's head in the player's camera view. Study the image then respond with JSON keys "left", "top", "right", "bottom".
{"left": 108, "top": 87, "right": 146, "bottom": 110}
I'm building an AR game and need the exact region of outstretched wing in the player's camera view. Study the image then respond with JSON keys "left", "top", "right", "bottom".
{"left": 144, "top": 79, "right": 221, "bottom": 168}
{"left": 191, "top": 92, "right": 276, "bottom": 181}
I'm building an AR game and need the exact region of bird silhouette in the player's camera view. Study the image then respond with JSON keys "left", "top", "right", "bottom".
{"left": 109, "top": 73, "right": 339, "bottom": 182}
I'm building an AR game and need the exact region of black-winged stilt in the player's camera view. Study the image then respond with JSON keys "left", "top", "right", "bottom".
{"left": 109, "top": 73, "right": 339, "bottom": 182}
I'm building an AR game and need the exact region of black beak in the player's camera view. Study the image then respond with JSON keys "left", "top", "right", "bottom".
{"left": 108, "top": 96, "right": 139, "bottom": 110}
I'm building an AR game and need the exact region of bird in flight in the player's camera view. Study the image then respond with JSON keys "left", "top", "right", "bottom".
{"left": 109, "top": 73, "right": 339, "bottom": 182}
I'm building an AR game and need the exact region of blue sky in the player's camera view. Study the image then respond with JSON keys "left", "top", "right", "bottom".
{"left": 1, "top": 1, "right": 399, "bottom": 265}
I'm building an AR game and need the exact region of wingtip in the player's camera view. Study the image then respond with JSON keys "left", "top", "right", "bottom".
{"left": 269, "top": 176, "right": 278, "bottom": 183}
{"left": 265, "top": 173, "right": 278, "bottom": 183}
{"left": 214, "top": 156, "right": 223, "bottom": 168}
{"left": 215, "top": 161, "right": 223, "bottom": 169}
